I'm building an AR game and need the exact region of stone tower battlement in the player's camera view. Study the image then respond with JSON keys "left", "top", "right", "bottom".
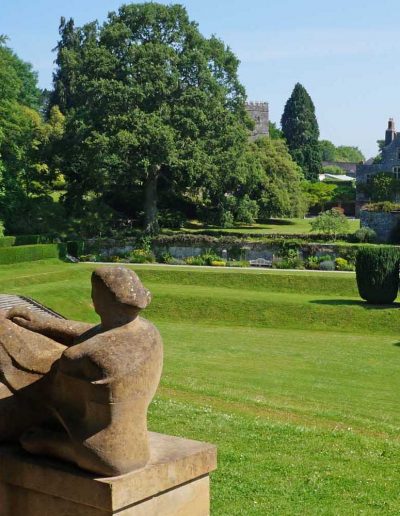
{"left": 245, "top": 101, "right": 269, "bottom": 140}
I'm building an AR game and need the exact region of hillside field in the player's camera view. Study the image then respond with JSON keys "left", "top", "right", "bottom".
{"left": 0, "top": 261, "right": 399, "bottom": 514}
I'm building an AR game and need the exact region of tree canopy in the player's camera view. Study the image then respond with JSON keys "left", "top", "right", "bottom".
{"left": 281, "top": 83, "right": 322, "bottom": 181}
{"left": 319, "top": 140, "right": 364, "bottom": 163}
{"left": 50, "top": 3, "right": 251, "bottom": 232}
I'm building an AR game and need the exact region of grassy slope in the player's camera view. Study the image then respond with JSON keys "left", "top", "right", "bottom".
{"left": 182, "top": 218, "right": 360, "bottom": 235}
{"left": 0, "top": 261, "right": 399, "bottom": 514}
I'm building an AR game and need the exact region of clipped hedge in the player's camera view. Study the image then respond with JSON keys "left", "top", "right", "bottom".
{"left": 0, "top": 244, "right": 67, "bottom": 265}
{"left": 356, "top": 246, "right": 400, "bottom": 304}
{"left": 0, "top": 237, "right": 16, "bottom": 248}
{"left": 67, "top": 241, "right": 85, "bottom": 257}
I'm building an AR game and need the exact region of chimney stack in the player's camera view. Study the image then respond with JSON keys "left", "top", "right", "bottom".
{"left": 385, "top": 118, "right": 396, "bottom": 146}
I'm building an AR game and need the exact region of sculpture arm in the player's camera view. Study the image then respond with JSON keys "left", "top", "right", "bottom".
{"left": 7, "top": 307, "right": 94, "bottom": 346}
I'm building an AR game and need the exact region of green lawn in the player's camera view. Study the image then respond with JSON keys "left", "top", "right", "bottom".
{"left": 1, "top": 261, "right": 399, "bottom": 514}
{"left": 182, "top": 217, "right": 360, "bottom": 235}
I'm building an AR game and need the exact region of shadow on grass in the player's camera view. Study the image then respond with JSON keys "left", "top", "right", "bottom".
{"left": 393, "top": 342, "right": 400, "bottom": 347}
{"left": 311, "top": 299, "right": 400, "bottom": 310}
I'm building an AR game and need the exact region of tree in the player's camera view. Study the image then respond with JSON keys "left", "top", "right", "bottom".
{"left": 50, "top": 3, "right": 250, "bottom": 233}
{"left": 335, "top": 146, "right": 364, "bottom": 163}
{"left": 281, "top": 83, "right": 322, "bottom": 181}
{"left": 0, "top": 41, "right": 65, "bottom": 233}
{"left": 248, "top": 137, "right": 308, "bottom": 219}
{"left": 302, "top": 181, "right": 336, "bottom": 211}
{"left": 319, "top": 140, "right": 364, "bottom": 163}
{"left": 268, "top": 122, "right": 283, "bottom": 140}
{"left": 310, "top": 208, "right": 349, "bottom": 239}
{"left": 319, "top": 140, "right": 336, "bottom": 161}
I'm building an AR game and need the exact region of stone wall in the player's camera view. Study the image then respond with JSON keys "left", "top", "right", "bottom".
{"left": 360, "top": 210, "right": 400, "bottom": 243}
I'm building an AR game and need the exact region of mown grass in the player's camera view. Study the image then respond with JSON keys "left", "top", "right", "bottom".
{"left": 182, "top": 217, "right": 360, "bottom": 235}
{"left": 0, "top": 260, "right": 399, "bottom": 514}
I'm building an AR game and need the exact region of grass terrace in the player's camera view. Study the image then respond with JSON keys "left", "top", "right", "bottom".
{"left": 181, "top": 217, "right": 360, "bottom": 235}
{"left": 0, "top": 260, "right": 399, "bottom": 514}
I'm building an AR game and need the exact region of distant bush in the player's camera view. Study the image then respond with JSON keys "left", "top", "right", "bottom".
{"left": 0, "top": 244, "right": 66, "bottom": 264}
{"left": 335, "top": 257, "right": 354, "bottom": 271}
{"left": 185, "top": 256, "right": 206, "bottom": 266}
{"left": 210, "top": 260, "right": 226, "bottom": 267}
{"left": 304, "top": 256, "right": 320, "bottom": 270}
{"left": 128, "top": 249, "right": 155, "bottom": 263}
{"left": 353, "top": 227, "right": 377, "bottom": 243}
{"left": 362, "top": 202, "right": 400, "bottom": 212}
{"left": 158, "top": 209, "right": 186, "bottom": 229}
{"left": 319, "top": 260, "right": 335, "bottom": 271}
{"left": 356, "top": 247, "right": 400, "bottom": 304}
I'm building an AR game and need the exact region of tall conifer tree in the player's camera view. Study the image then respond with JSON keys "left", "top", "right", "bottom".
{"left": 281, "top": 83, "right": 321, "bottom": 181}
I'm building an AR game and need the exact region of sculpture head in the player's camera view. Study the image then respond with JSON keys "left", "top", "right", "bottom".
{"left": 91, "top": 267, "right": 151, "bottom": 328}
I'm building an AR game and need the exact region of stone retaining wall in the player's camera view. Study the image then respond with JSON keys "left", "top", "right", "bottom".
{"left": 360, "top": 210, "right": 400, "bottom": 243}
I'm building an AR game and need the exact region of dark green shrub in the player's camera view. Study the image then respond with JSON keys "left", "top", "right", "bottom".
{"left": 353, "top": 227, "right": 377, "bottom": 243}
{"left": 67, "top": 241, "right": 85, "bottom": 257}
{"left": 356, "top": 247, "right": 400, "bottom": 304}
{"left": 0, "top": 244, "right": 66, "bottom": 264}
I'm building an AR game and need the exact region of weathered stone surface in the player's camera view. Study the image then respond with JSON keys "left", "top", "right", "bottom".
{"left": 360, "top": 210, "right": 400, "bottom": 243}
{"left": 0, "top": 432, "right": 217, "bottom": 516}
{"left": 0, "top": 266, "right": 163, "bottom": 476}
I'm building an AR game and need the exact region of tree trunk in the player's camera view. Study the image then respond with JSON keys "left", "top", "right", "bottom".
{"left": 144, "top": 170, "right": 159, "bottom": 234}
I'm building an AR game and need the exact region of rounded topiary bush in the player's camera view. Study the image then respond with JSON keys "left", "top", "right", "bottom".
{"left": 356, "top": 247, "right": 400, "bottom": 304}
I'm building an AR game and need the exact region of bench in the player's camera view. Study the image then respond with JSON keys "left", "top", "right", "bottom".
{"left": 249, "top": 258, "right": 272, "bottom": 268}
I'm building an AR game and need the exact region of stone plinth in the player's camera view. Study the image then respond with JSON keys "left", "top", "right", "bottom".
{"left": 0, "top": 432, "right": 217, "bottom": 516}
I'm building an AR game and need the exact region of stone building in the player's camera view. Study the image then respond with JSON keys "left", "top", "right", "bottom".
{"left": 245, "top": 101, "right": 269, "bottom": 140}
{"left": 356, "top": 118, "right": 400, "bottom": 212}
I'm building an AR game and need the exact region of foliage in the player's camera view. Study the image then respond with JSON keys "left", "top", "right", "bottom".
{"left": 0, "top": 40, "right": 66, "bottom": 234}
{"left": 362, "top": 201, "right": 400, "bottom": 212}
{"left": 335, "top": 146, "right": 364, "bottom": 163}
{"left": 302, "top": 181, "right": 336, "bottom": 211}
{"left": 322, "top": 164, "right": 344, "bottom": 175}
{"left": 0, "top": 243, "right": 65, "bottom": 264}
{"left": 210, "top": 260, "right": 226, "bottom": 267}
{"left": 50, "top": 4, "right": 250, "bottom": 233}
{"left": 319, "top": 140, "right": 364, "bottom": 163}
{"left": 360, "top": 173, "right": 400, "bottom": 202}
{"left": 335, "top": 257, "right": 354, "bottom": 271}
{"left": 0, "top": 221, "right": 4, "bottom": 237}
{"left": 184, "top": 255, "right": 206, "bottom": 266}
{"left": 268, "top": 121, "right": 283, "bottom": 140}
{"left": 356, "top": 247, "right": 400, "bottom": 304}
{"left": 128, "top": 248, "right": 155, "bottom": 263}
{"left": 226, "top": 260, "right": 250, "bottom": 267}
{"left": 352, "top": 227, "right": 377, "bottom": 243}
{"left": 249, "top": 138, "right": 308, "bottom": 219}
{"left": 319, "top": 260, "right": 335, "bottom": 271}
{"left": 304, "top": 255, "right": 320, "bottom": 270}
{"left": 281, "top": 83, "right": 322, "bottom": 181}
{"left": 310, "top": 209, "right": 350, "bottom": 239}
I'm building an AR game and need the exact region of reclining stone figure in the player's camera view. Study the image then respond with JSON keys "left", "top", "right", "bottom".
{"left": 0, "top": 266, "right": 163, "bottom": 476}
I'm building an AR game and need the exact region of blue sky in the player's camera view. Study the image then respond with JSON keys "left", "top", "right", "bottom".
{"left": 2, "top": 0, "right": 400, "bottom": 157}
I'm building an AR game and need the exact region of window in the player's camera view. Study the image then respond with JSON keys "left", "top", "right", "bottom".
{"left": 393, "top": 166, "right": 400, "bottom": 179}
{"left": 397, "top": 149, "right": 400, "bottom": 160}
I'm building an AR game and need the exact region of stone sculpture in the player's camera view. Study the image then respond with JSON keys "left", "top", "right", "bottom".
{"left": 0, "top": 266, "right": 163, "bottom": 476}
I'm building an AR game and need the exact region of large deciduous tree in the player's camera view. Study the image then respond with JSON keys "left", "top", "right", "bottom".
{"left": 0, "top": 39, "right": 64, "bottom": 233}
{"left": 281, "top": 83, "right": 322, "bottom": 181}
{"left": 51, "top": 3, "right": 250, "bottom": 233}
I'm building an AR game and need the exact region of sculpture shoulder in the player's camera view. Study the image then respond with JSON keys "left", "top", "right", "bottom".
{"left": 60, "top": 317, "right": 162, "bottom": 379}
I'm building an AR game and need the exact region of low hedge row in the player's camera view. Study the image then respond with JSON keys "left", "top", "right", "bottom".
{"left": 0, "top": 244, "right": 66, "bottom": 265}
{"left": 0, "top": 234, "right": 53, "bottom": 248}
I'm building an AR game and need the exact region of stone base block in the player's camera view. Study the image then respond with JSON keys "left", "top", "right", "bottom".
{"left": 0, "top": 432, "right": 217, "bottom": 516}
